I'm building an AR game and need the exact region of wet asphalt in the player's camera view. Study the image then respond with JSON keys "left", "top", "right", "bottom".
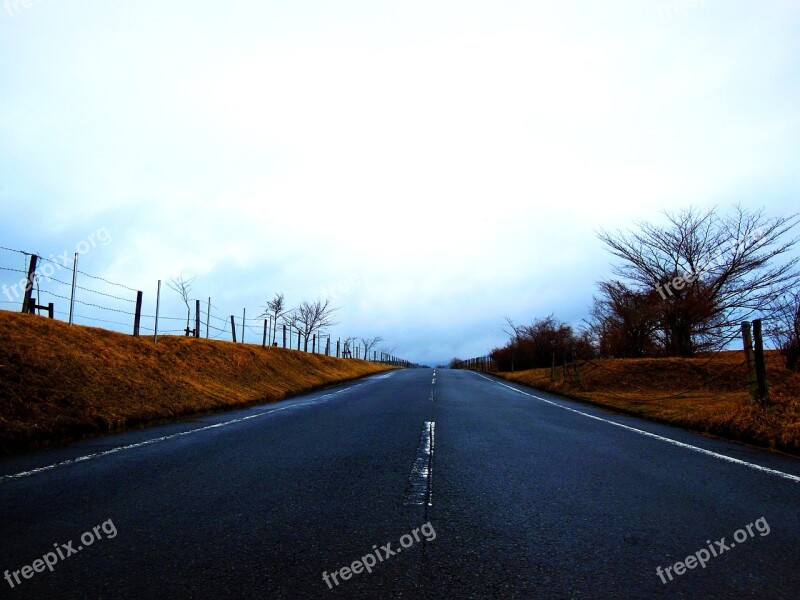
{"left": 1, "top": 368, "right": 798, "bottom": 599}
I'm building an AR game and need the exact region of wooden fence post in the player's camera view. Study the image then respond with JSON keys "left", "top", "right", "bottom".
{"left": 752, "top": 319, "right": 769, "bottom": 405}
{"left": 21, "top": 254, "right": 37, "bottom": 314}
{"left": 230, "top": 315, "right": 237, "bottom": 343}
{"left": 133, "top": 291, "right": 143, "bottom": 336}
{"left": 195, "top": 299, "right": 200, "bottom": 338}
{"left": 741, "top": 321, "right": 758, "bottom": 403}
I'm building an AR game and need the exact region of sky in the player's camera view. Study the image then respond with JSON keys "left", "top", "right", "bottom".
{"left": 1, "top": 0, "right": 799, "bottom": 365}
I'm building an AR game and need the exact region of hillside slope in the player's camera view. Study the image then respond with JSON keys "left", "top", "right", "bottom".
{"left": 0, "top": 311, "right": 393, "bottom": 454}
{"left": 495, "top": 352, "right": 800, "bottom": 455}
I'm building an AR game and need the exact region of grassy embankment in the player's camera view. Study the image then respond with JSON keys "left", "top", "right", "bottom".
{"left": 0, "top": 311, "right": 393, "bottom": 455}
{"left": 495, "top": 352, "right": 800, "bottom": 455}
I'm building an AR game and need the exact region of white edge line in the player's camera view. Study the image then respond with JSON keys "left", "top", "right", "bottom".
{"left": 474, "top": 373, "right": 800, "bottom": 484}
{"left": 0, "top": 382, "right": 364, "bottom": 484}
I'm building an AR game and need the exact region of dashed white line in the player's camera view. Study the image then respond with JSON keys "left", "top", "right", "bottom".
{"left": 405, "top": 421, "right": 435, "bottom": 506}
{"left": 474, "top": 373, "right": 800, "bottom": 484}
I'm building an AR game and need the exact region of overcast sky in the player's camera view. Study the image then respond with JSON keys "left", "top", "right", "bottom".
{"left": 1, "top": 1, "right": 799, "bottom": 365}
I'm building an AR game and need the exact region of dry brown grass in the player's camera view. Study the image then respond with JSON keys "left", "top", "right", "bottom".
{"left": 0, "top": 311, "right": 393, "bottom": 454}
{"left": 495, "top": 351, "right": 800, "bottom": 455}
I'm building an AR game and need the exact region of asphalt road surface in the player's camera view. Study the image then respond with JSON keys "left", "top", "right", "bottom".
{"left": 1, "top": 368, "right": 799, "bottom": 599}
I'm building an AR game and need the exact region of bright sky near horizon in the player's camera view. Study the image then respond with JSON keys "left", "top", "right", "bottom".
{"left": 1, "top": 1, "right": 799, "bottom": 365}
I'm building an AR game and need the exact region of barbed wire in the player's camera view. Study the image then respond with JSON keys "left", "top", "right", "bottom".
{"left": 211, "top": 328, "right": 229, "bottom": 340}
{"left": 0, "top": 245, "right": 30, "bottom": 256}
{"left": 76, "top": 269, "right": 138, "bottom": 292}
{"left": 190, "top": 298, "right": 221, "bottom": 311}
{"left": 37, "top": 290, "right": 134, "bottom": 315}
{"left": 37, "top": 273, "right": 137, "bottom": 303}
{"left": 2, "top": 244, "right": 371, "bottom": 355}
{"left": 35, "top": 255, "right": 75, "bottom": 272}
{"left": 0, "top": 266, "right": 27, "bottom": 274}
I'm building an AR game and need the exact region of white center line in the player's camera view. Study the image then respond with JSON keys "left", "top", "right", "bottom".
{"left": 405, "top": 421, "right": 435, "bottom": 506}
{"left": 474, "top": 373, "right": 800, "bottom": 484}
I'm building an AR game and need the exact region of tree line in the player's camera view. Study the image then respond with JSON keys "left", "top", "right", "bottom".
{"left": 486, "top": 206, "right": 800, "bottom": 372}
{"left": 166, "top": 278, "right": 391, "bottom": 359}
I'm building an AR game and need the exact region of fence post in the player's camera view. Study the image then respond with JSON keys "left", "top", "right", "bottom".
{"left": 153, "top": 280, "right": 161, "bottom": 344}
{"left": 21, "top": 254, "right": 38, "bottom": 314}
{"left": 241, "top": 308, "right": 246, "bottom": 344}
{"left": 68, "top": 252, "right": 78, "bottom": 325}
{"left": 752, "top": 319, "right": 769, "bottom": 405}
{"left": 337, "top": 339, "right": 340, "bottom": 358}
{"left": 206, "top": 297, "right": 211, "bottom": 339}
{"left": 47, "top": 302, "right": 54, "bottom": 319}
{"left": 262, "top": 319, "right": 268, "bottom": 348}
{"left": 313, "top": 334, "right": 316, "bottom": 353}
{"left": 133, "top": 291, "right": 143, "bottom": 336}
{"left": 741, "top": 321, "right": 758, "bottom": 403}
{"left": 283, "top": 324, "right": 287, "bottom": 348}
{"left": 297, "top": 329, "right": 301, "bottom": 351}
{"left": 326, "top": 337, "right": 330, "bottom": 356}
{"left": 230, "top": 316, "right": 237, "bottom": 343}
{"left": 195, "top": 299, "right": 200, "bottom": 338}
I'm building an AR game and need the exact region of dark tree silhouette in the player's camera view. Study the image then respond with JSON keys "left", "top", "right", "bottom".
{"left": 597, "top": 206, "right": 799, "bottom": 355}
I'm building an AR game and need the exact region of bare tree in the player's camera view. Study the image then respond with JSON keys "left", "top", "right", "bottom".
{"left": 260, "top": 292, "right": 286, "bottom": 346}
{"left": 288, "top": 299, "right": 338, "bottom": 352}
{"left": 587, "top": 281, "right": 664, "bottom": 358}
{"left": 597, "top": 205, "right": 800, "bottom": 355}
{"left": 360, "top": 336, "right": 384, "bottom": 362}
{"left": 766, "top": 290, "right": 800, "bottom": 370}
{"left": 501, "top": 317, "right": 524, "bottom": 371}
{"left": 502, "top": 317, "right": 524, "bottom": 341}
{"left": 167, "top": 274, "right": 196, "bottom": 333}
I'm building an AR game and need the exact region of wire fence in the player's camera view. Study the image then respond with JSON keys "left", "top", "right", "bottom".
{"left": 0, "top": 245, "right": 413, "bottom": 366}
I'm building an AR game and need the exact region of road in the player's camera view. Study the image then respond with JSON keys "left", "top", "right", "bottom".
{"left": 1, "top": 368, "right": 798, "bottom": 599}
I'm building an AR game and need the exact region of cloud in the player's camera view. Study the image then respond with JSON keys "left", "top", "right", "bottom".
{"left": 1, "top": 0, "right": 799, "bottom": 364}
